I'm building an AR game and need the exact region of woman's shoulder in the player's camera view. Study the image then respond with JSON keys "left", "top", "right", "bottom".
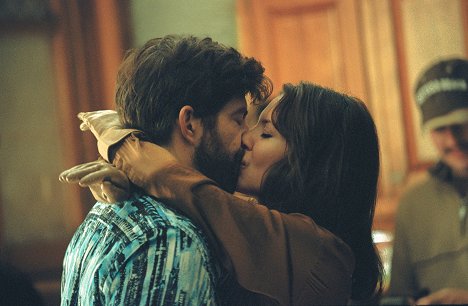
{"left": 281, "top": 213, "right": 354, "bottom": 303}
{"left": 283, "top": 213, "right": 352, "bottom": 250}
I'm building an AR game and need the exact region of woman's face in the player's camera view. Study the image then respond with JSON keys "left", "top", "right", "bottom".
{"left": 237, "top": 96, "right": 288, "bottom": 196}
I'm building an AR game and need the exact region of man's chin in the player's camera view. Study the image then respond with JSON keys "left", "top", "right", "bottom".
{"left": 193, "top": 130, "right": 244, "bottom": 193}
{"left": 213, "top": 166, "right": 240, "bottom": 194}
{"left": 195, "top": 160, "right": 241, "bottom": 193}
{"left": 444, "top": 157, "right": 468, "bottom": 177}
{"left": 218, "top": 152, "right": 244, "bottom": 193}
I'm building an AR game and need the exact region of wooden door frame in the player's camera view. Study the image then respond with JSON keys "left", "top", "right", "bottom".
{"left": 390, "top": 0, "right": 468, "bottom": 172}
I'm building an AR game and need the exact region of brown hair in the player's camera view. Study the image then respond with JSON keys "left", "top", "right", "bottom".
{"left": 115, "top": 35, "right": 272, "bottom": 144}
{"left": 260, "top": 82, "right": 383, "bottom": 302}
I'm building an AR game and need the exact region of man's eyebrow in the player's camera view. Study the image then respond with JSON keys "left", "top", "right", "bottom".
{"left": 231, "top": 107, "right": 248, "bottom": 117}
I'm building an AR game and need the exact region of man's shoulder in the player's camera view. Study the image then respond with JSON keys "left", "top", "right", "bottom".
{"left": 63, "top": 194, "right": 217, "bottom": 280}
{"left": 83, "top": 194, "right": 203, "bottom": 238}
{"left": 62, "top": 195, "right": 221, "bottom": 305}
{"left": 400, "top": 174, "right": 451, "bottom": 202}
{"left": 66, "top": 196, "right": 210, "bottom": 273}
{"left": 401, "top": 176, "right": 433, "bottom": 198}
{"left": 397, "top": 173, "right": 456, "bottom": 218}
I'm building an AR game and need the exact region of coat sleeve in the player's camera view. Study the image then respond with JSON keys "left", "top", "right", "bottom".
{"left": 113, "top": 159, "right": 355, "bottom": 305}
{"left": 109, "top": 136, "right": 355, "bottom": 305}
{"left": 139, "top": 163, "right": 293, "bottom": 305}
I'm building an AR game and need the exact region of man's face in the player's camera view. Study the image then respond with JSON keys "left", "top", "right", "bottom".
{"left": 193, "top": 98, "right": 248, "bottom": 193}
{"left": 430, "top": 122, "right": 468, "bottom": 177}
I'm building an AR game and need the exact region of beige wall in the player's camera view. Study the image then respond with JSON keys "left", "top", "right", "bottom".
{"left": 131, "top": 0, "right": 237, "bottom": 47}
{"left": 0, "top": 32, "right": 71, "bottom": 245}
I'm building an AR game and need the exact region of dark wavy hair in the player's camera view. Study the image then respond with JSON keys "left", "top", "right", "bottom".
{"left": 259, "top": 82, "right": 383, "bottom": 302}
{"left": 115, "top": 35, "right": 272, "bottom": 144}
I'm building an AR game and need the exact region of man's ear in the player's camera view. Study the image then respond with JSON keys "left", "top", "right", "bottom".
{"left": 178, "top": 105, "right": 203, "bottom": 145}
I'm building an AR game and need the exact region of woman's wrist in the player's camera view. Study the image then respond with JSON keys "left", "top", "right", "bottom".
{"left": 113, "top": 135, "right": 178, "bottom": 193}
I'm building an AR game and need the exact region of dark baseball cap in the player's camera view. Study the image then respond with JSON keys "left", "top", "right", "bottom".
{"left": 414, "top": 58, "right": 468, "bottom": 130}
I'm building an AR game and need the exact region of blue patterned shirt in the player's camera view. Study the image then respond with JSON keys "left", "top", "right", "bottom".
{"left": 61, "top": 195, "right": 220, "bottom": 305}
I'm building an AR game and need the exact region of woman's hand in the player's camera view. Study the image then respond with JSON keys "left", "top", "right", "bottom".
{"left": 59, "top": 160, "right": 131, "bottom": 203}
{"left": 113, "top": 135, "right": 178, "bottom": 190}
{"left": 78, "top": 110, "right": 121, "bottom": 136}
{"left": 416, "top": 288, "right": 468, "bottom": 305}
{"left": 78, "top": 110, "right": 139, "bottom": 161}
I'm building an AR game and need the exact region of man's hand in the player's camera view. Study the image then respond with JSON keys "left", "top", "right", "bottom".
{"left": 59, "top": 160, "right": 130, "bottom": 203}
{"left": 416, "top": 288, "right": 468, "bottom": 305}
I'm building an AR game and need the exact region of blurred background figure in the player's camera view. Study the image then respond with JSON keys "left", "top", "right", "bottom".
{"left": 387, "top": 58, "right": 468, "bottom": 305}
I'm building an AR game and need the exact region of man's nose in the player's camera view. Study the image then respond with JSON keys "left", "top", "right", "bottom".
{"left": 441, "top": 128, "right": 458, "bottom": 147}
{"left": 447, "top": 125, "right": 464, "bottom": 145}
{"left": 241, "top": 129, "right": 253, "bottom": 151}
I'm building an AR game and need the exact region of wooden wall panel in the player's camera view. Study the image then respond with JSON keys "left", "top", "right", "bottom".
{"left": 269, "top": 5, "right": 342, "bottom": 89}
{"left": 237, "top": 0, "right": 366, "bottom": 100}
{"left": 360, "top": 0, "right": 407, "bottom": 200}
{"left": 464, "top": 0, "right": 468, "bottom": 53}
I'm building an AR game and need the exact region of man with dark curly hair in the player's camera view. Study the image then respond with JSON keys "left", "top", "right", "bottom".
{"left": 60, "top": 35, "right": 271, "bottom": 305}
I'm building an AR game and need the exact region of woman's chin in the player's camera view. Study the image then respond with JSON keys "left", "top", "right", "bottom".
{"left": 234, "top": 191, "right": 259, "bottom": 203}
{"left": 235, "top": 186, "right": 248, "bottom": 195}
{"left": 235, "top": 183, "right": 258, "bottom": 199}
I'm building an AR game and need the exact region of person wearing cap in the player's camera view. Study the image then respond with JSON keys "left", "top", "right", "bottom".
{"left": 387, "top": 58, "right": 468, "bottom": 305}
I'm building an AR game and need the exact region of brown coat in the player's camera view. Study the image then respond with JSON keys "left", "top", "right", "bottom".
{"left": 90, "top": 123, "right": 356, "bottom": 305}
{"left": 112, "top": 148, "right": 355, "bottom": 305}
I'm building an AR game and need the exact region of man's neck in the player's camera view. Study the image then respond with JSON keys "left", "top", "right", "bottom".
{"left": 163, "top": 142, "right": 195, "bottom": 169}
{"left": 431, "top": 162, "right": 468, "bottom": 196}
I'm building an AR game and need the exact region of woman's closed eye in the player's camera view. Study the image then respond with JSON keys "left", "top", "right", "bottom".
{"left": 261, "top": 133, "right": 272, "bottom": 139}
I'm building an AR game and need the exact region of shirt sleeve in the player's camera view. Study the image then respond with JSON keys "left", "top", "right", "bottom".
{"left": 103, "top": 226, "right": 218, "bottom": 306}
